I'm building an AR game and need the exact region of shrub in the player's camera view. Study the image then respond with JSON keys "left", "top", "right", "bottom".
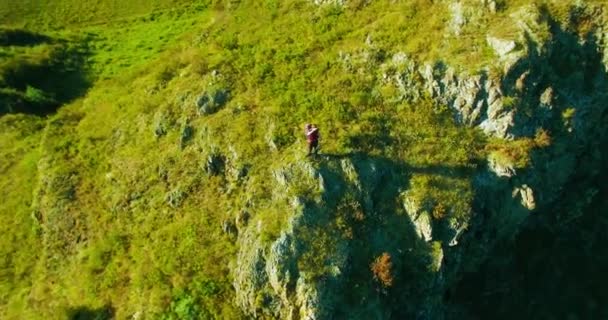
{"left": 562, "top": 107, "right": 576, "bottom": 128}
{"left": 502, "top": 96, "right": 519, "bottom": 109}
{"left": 371, "top": 252, "right": 393, "bottom": 288}
{"left": 486, "top": 137, "right": 536, "bottom": 169}
{"left": 534, "top": 128, "right": 552, "bottom": 148}
{"left": 24, "top": 85, "right": 56, "bottom": 106}
{"left": 161, "top": 280, "right": 222, "bottom": 320}
{"left": 162, "top": 292, "right": 205, "bottom": 320}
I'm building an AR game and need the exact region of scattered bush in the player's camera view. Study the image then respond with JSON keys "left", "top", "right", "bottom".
{"left": 24, "top": 85, "right": 56, "bottom": 106}
{"left": 371, "top": 252, "right": 394, "bottom": 288}
{"left": 534, "top": 128, "right": 552, "bottom": 148}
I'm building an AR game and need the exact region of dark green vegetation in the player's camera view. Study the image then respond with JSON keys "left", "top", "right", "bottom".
{"left": 1, "top": 0, "right": 607, "bottom": 319}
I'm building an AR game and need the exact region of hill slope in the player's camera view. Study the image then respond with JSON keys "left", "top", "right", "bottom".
{"left": 1, "top": 1, "right": 608, "bottom": 319}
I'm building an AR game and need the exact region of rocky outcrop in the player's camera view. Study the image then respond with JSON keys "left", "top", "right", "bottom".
{"left": 487, "top": 36, "right": 516, "bottom": 58}
{"left": 447, "top": 0, "right": 500, "bottom": 35}
{"left": 179, "top": 122, "right": 194, "bottom": 149}
{"left": 402, "top": 192, "right": 433, "bottom": 242}
{"left": 312, "top": 0, "right": 346, "bottom": 6}
{"left": 234, "top": 161, "right": 349, "bottom": 319}
{"left": 233, "top": 156, "right": 443, "bottom": 319}
{"left": 380, "top": 53, "right": 516, "bottom": 138}
{"left": 196, "top": 88, "right": 229, "bottom": 115}
{"left": 205, "top": 153, "right": 225, "bottom": 176}
{"left": 379, "top": 2, "right": 606, "bottom": 143}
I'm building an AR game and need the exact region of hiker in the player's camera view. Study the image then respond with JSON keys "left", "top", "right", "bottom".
{"left": 305, "top": 123, "right": 320, "bottom": 156}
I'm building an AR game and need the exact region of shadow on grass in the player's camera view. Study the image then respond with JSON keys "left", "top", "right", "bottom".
{"left": 0, "top": 28, "right": 53, "bottom": 46}
{"left": 68, "top": 305, "right": 114, "bottom": 320}
{"left": 318, "top": 152, "right": 478, "bottom": 178}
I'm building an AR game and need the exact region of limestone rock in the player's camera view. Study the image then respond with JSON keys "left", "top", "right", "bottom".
{"left": 415, "top": 212, "right": 433, "bottom": 242}
{"left": 234, "top": 205, "right": 345, "bottom": 319}
{"left": 487, "top": 36, "right": 517, "bottom": 58}
{"left": 266, "top": 232, "right": 298, "bottom": 307}
{"left": 179, "top": 124, "right": 194, "bottom": 149}
{"left": 402, "top": 193, "right": 433, "bottom": 242}
{"left": 222, "top": 219, "right": 238, "bottom": 236}
{"left": 381, "top": 53, "right": 517, "bottom": 137}
{"left": 233, "top": 231, "right": 269, "bottom": 318}
{"left": 313, "top": 0, "right": 346, "bottom": 5}
{"left": 488, "top": 154, "right": 516, "bottom": 178}
{"left": 206, "top": 153, "right": 226, "bottom": 176}
{"left": 540, "top": 87, "right": 554, "bottom": 109}
{"left": 449, "top": 2, "right": 467, "bottom": 36}
{"left": 196, "top": 88, "right": 229, "bottom": 115}
{"left": 235, "top": 210, "right": 250, "bottom": 230}
{"left": 234, "top": 157, "right": 428, "bottom": 318}
{"left": 513, "top": 184, "right": 536, "bottom": 210}
{"left": 447, "top": 218, "right": 469, "bottom": 247}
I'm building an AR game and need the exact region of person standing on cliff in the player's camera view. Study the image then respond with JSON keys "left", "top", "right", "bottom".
{"left": 305, "top": 123, "right": 320, "bottom": 156}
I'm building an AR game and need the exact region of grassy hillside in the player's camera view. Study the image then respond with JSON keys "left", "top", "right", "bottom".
{"left": 1, "top": 0, "right": 606, "bottom": 319}
{"left": 1, "top": 1, "right": 231, "bottom": 318}
{"left": 0, "top": 0, "right": 197, "bottom": 30}
{"left": 0, "top": 1, "right": 207, "bottom": 116}
{"left": 0, "top": 1, "right": 487, "bottom": 318}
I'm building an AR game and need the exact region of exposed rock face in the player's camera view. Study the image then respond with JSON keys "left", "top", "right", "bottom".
{"left": 234, "top": 161, "right": 349, "bottom": 319}
{"left": 380, "top": 2, "right": 606, "bottom": 144}
{"left": 206, "top": 153, "right": 225, "bottom": 176}
{"left": 448, "top": 2, "right": 467, "bottom": 36}
{"left": 488, "top": 154, "right": 516, "bottom": 178}
{"left": 487, "top": 36, "right": 517, "bottom": 58}
{"left": 233, "top": 157, "right": 443, "bottom": 318}
{"left": 382, "top": 54, "right": 516, "bottom": 138}
{"left": 196, "top": 88, "right": 229, "bottom": 115}
{"left": 513, "top": 184, "right": 535, "bottom": 210}
{"left": 312, "top": 0, "right": 346, "bottom": 5}
{"left": 402, "top": 192, "right": 433, "bottom": 242}
{"left": 448, "top": 0, "right": 499, "bottom": 35}
{"left": 179, "top": 123, "right": 194, "bottom": 149}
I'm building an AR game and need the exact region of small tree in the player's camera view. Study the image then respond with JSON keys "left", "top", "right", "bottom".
{"left": 371, "top": 252, "right": 394, "bottom": 288}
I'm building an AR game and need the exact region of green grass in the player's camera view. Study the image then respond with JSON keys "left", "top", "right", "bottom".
{"left": 0, "top": 4, "right": 206, "bottom": 116}
{"left": 0, "top": 114, "right": 45, "bottom": 318}
{"left": 0, "top": 0, "right": 198, "bottom": 30}
{"left": 81, "top": 6, "right": 210, "bottom": 79}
